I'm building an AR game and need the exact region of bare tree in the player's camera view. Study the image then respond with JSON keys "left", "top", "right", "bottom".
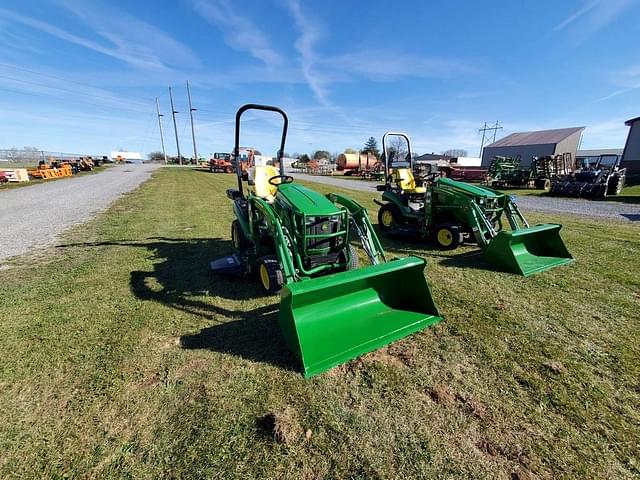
{"left": 442, "top": 148, "right": 468, "bottom": 158}
{"left": 387, "top": 136, "right": 409, "bottom": 163}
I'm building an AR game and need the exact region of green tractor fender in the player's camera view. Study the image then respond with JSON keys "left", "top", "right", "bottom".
{"left": 250, "top": 196, "right": 298, "bottom": 284}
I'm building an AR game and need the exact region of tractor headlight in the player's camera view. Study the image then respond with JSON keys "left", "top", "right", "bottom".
{"left": 305, "top": 216, "right": 316, "bottom": 225}
{"left": 478, "top": 198, "right": 484, "bottom": 205}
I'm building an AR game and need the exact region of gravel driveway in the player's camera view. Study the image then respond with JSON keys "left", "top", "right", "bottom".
{"left": 0, "top": 164, "right": 160, "bottom": 262}
{"left": 289, "top": 172, "right": 639, "bottom": 222}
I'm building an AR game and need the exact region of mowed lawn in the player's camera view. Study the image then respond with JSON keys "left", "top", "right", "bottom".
{"left": 1, "top": 168, "right": 638, "bottom": 479}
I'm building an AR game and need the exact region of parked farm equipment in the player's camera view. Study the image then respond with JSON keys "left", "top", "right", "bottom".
{"left": 336, "top": 152, "right": 383, "bottom": 179}
{"left": 209, "top": 152, "right": 233, "bottom": 173}
{"left": 28, "top": 160, "right": 74, "bottom": 179}
{"left": 549, "top": 154, "right": 626, "bottom": 198}
{"left": 375, "top": 132, "right": 573, "bottom": 276}
{"left": 487, "top": 154, "right": 572, "bottom": 191}
{"left": 211, "top": 105, "right": 442, "bottom": 378}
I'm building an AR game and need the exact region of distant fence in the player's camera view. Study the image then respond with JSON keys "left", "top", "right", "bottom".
{"left": 0, "top": 149, "right": 105, "bottom": 165}
{"left": 290, "top": 163, "right": 336, "bottom": 175}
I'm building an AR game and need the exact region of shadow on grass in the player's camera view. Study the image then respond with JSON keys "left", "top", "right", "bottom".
{"left": 374, "top": 228, "right": 507, "bottom": 272}
{"left": 58, "top": 236, "right": 298, "bottom": 373}
{"left": 603, "top": 196, "right": 640, "bottom": 205}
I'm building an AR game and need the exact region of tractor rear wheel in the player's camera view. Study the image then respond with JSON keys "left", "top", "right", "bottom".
{"left": 435, "top": 224, "right": 463, "bottom": 250}
{"left": 231, "top": 220, "right": 252, "bottom": 251}
{"left": 258, "top": 255, "right": 284, "bottom": 294}
{"left": 378, "top": 203, "right": 401, "bottom": 232}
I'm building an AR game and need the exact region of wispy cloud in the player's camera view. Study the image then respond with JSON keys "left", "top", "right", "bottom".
{"left": 551, "top": 0, "right": 636, "bottom": 42}
{"left": 281, "top": 0, "right": 331, "bottom": 106}
{"left": 193, "top": 0, "right": 283, "bottom": 67}
{"left": 323, "top": 50, "right": 477, "bottom": 82}
{"left": 552, "top": 0, "right": 600, "bottom": 31}
{"left": 0, "top": 2, "right": 199, "bottom": 70}
{"left": 594, "top": 63, "right": 640, "bottom": 102}
{"left": 281, "top": 0, "right": 477, "bottom": 107}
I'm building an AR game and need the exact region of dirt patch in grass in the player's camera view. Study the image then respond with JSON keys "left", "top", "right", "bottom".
{"left": 429, "top": 384, "right": 456, "bottom": 406}
{"left": 361, "top": 346, "right": 407, "bottom": 369}
{"left": 258, "top": 406, "right": 304, "bottom": 446}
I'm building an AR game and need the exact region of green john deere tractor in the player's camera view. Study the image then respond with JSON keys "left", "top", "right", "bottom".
{"left": 211, "top": 106, "right": 442, "bottom": 378}
{"left": 375, "top": 132, "right": 573, "bottom": 276}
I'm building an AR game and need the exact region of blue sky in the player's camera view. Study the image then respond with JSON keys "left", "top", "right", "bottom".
{"left": 1, "top": 0, "right": 639, "bottom": 158}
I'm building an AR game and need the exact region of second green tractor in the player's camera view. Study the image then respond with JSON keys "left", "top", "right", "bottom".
{"left": 375, "top": 132, "right": 573, "bottom": 276}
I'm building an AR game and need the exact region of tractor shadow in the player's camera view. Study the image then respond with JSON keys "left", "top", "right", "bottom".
{"left": 58, "top": 236, "right": 297, "bottom": 373}
{"left": 373, "top": 228, "right": 503, "bottom": 273}
{"left": 621, "top": 213, "right": 640, "bottom": 222}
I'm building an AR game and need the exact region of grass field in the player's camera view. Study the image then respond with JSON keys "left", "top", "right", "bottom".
{"left": 1, "top": 168, "right": 638, "bottom": 479}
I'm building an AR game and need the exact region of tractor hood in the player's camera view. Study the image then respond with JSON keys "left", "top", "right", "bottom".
{"left": 276, "top": 183, "right": 341, "bottom": 216}
{"left": 437, "top": 177, "right": 502, "bottom": 198}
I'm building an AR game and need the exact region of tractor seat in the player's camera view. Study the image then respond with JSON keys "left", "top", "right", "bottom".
{"left": 250, "top": 165, "right": 280, "bottom": 202}
{"left": 392, "top": 168, "right": 426, "bottom": 194}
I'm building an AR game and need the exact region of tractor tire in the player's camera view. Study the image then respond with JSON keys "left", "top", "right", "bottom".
{"left": 339, "top": 244, "right": 359, "bottom": 271}
{"left": 378, "top": 203, "right": 401, "bottom": 232}
{"left": 231, "top": 220, "right": 252, "bottom": 251}
{"left": 607, "top": 174, "right": 625, "bottom": 196}
{"left": 258, "top": 255, "right": 284, "bottom": 294}
{"left": 435, "top": 224, "right": 463, "bottom": 250}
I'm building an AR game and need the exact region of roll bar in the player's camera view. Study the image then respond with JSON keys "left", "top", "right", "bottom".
{"left": 381, "top": 132, "right": 413, "bottom": 185}
{"left": 234, "top": 104, "right": 288, "bottom": 198}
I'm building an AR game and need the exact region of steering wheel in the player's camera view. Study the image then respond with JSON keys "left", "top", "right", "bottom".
{"left": 268, "top": 175, "right": 294, "bottom": 186}
{"left": 420, "top": 171, "right": 440, "bottom": 184}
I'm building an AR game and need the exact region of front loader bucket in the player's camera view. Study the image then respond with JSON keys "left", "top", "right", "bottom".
{"left": 279, "top": 256, "right": 442, "bottom": 378}
{"left": 482, "top": 224, "right": 573, "bottom": 276}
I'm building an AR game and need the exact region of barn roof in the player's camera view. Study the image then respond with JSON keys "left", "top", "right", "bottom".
{"left": 486, "top": 127, "right": 585, "bottom": 148}
{"left": 625, "top": 116, "right": 640, "bottom": 126}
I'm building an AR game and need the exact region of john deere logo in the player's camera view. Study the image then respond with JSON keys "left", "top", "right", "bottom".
{"left": 321, "top": 222, "right": 329, "bottom": 232}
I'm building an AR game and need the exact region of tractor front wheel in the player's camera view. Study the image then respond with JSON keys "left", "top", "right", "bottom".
{"left": 378, "top": 203, "right": 401, "bottom": 232}
{"left": 435, "top": 224, "right": 463, "bottom": 250}
{"left": 231, "top": 220, "right": 252, "bottom": 251}
{"left": 258, "top": 255, "right": 284, "bottom": 294}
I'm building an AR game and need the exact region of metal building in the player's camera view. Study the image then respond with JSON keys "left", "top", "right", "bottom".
{"left": 481, "top": 127, "right": 585, "bottom": 167}
{"left": 621, "top": 116, "right": 640, "bottom": 183}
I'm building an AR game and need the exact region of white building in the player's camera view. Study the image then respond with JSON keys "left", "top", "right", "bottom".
{"left": 111, "top": 151, "right": 142, "bottom": 163}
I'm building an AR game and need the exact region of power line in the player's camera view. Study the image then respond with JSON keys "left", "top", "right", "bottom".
{"left": 478, "top": 121, "right": 502, "bottom": 157}
{"left": 186, "top": 80, "right": 198, "bottom": 162}
{"left": 0, "top": 73, "right": 150, "bottom": 109}
{"left": 0, "top": 62, "right": 160, "bottom": 104}
{"left": 156, "top": 97, "right": 168, "bottom": 164}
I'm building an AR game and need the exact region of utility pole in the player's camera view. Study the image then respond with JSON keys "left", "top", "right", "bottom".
{"left": 155, "top": 97, "right": 168, "bottom": 164}
{"left": 169, "top": 87, "right": 182, "bottom": 165}
{"left": 186, "top": 80, "right": 198, "bottom": 165}
{"left": 478, "top": 121, "right": 502, "bottom": 158}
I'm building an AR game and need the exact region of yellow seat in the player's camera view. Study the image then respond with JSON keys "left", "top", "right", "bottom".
{"left": 250, "top": 165, "right": 280, "bottom": 201}
{"left": 392, "top": 168, "right": 426, "bottom": 194}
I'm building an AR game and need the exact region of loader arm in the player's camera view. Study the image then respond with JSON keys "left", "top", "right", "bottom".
{"left": 251, "top": 197, "right": 298, "bottom": 284}
{"left": 326, "top": 193, "right": 386, "bottom": 265}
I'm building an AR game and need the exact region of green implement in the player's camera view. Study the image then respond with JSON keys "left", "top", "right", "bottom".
{"left": 483, "top": 224, "right": 573, "bottom": 276}
{"left": 279, "top": 256, "right": 440, "bottom": 378}
{"left": 375, "top": 132, "right": 573, "bottom": 276}
{"left": 211, "top": 105, "right": 442, "bottom": 378}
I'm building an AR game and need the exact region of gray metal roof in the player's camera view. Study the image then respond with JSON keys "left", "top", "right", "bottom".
{"left": 577, "top": 148, "right": 623, "bottom": 157}
{"left": 486, "top": 127, "right": 585, "bottom": 148}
